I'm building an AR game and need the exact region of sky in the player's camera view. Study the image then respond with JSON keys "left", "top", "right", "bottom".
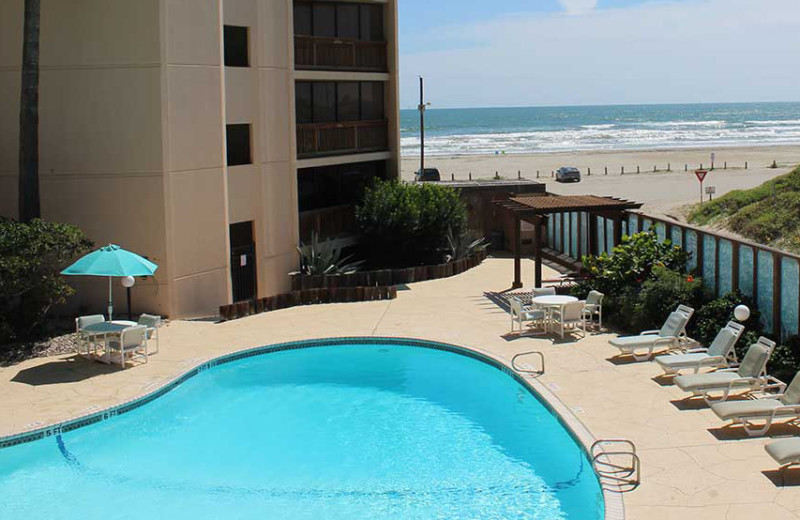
{"left": 398, "top": 0, "right": 800, "bottom": 109}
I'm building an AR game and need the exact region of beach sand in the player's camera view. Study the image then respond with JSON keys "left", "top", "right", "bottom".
{"left": 401, "top": 145, "right": 800, "bottom": 219}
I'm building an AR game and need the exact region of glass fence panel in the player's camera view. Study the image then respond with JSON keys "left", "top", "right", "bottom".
{"left": 718, "top": 240, "right": 734, "bottom": 296}
{"left": 548, "top": 215, "right": 555, "bottom": 249}
{"left": 581, "top": 212, "right": 589, "bottom": 258}
{"left": 757, "top": 250, "right": 774, "bottom": 333}
{"left": 597, "top": 217, "right": 606, "bottom": 255}
{"left": 655, "top": 222, "right": 667, "bottom": 243}
{"left": 738, "top": 246, "right": 755, "bottom": 297}
{"left": 670, "top": 226, "right": 683, "bottom": 248}
{"left": 781, "top": 257, "right": 799, "bottom": 339}
{"left": 606, "top": 219, "right": 615, "bottom": 254}
{"left": 703, "top": 235, "right": 717, "bottom": 292}
{"left": 628, "top": 214, "right": 639, "bottom": 235}
{"left": 571, "top": 212, "right": 579, "bottom": 259}
{"left": 554, "top": 213, "right": 562, "bottom": 252}
{"left": 686, "top": 230, "right": 698, "bottom": 271}
{"left": 642, "top": 219, "right": 652, "bottom": 232}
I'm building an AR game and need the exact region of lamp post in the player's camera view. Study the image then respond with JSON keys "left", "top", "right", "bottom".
{"left": 121, "top": 275, "right": 135, "bottom": 320}
{"left": 734, "top": 304, "right": 750, "bottom": 322}
{"left": 418, "top": 76, "right": 431, "bottom": 177}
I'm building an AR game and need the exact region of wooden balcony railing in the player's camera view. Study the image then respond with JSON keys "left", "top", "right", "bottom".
{"left": 294, "top": 36, "right": 388, "bottom": 72}
{"left": 296, "top": 120, "right": 388, "bottom": 158}
{"left": 299, "top": 204, "right": 357, "bottom": 242}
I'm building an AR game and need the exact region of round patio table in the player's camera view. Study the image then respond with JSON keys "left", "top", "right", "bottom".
{"left": 531, "top": 295, "right": 579, "bottom": 334}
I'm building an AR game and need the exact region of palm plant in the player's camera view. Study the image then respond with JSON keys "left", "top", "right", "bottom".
{"left": 297, "top": 232, "right": 364, "bottom": 275}
{"left": 445, "top": 227, "right": 488, "bottom": 263}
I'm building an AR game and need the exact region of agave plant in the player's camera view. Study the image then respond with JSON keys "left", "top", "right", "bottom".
{"left": 297, "top": 232, "right": 364, "bottom": 275}
{"left": 445, "top": 227, "right": 488, "bottom": 263}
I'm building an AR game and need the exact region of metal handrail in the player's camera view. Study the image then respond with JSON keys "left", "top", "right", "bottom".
{"left": 511, "top": 351, "right": 545, "bottom": 375}
{"left": 590, "top": 439, "right": 640, "bottom": 489}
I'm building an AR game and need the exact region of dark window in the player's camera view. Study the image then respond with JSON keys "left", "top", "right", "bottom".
{"left": 360, "top": 4, "right": 384, "bottom": 42}
{"left": 312, "top": 3, "right": 336, "bottom": 37}
{"left": 336, "top": 4, "right": 359, "bottom": 39}
{"left": 360, "top": 82, "right": 384, "bottom": 120}
{"left": 295, "top": 83, "right": 313, "bottom": 123}
{"left": 223, "top": 25, "right": 249, "bottom": 67}
{"left": 337, "top": 82, "right": 360, "bottom": 121}
{"left": 312, "top": 82, "right": 336, "bottom": 122}
{"left": 226, "top": 124, "right": 252, "bottom": 166}
{"left": 298, "top": 160, "right": 388, "bottom": 212}
{"left": 293, "top": 3, "right": 312, "bottom": 36}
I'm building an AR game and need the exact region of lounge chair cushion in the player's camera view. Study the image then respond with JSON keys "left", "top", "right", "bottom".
{"left": 655, "top": 352, "right": 718, "bottom": 369}
{"left": 659, "top": 312, "right": 686, "bottom": 337}
{"left": 707, "top": 329, "right": 737, "bottom": 358}
{"left": 674, "top": 371, "right": 745, "bottom": 392}
{"left": 711, "top": 399, "right": 785, "bottom": 421}
{"left": 737, "top": 344, "right": 771, "bottom": 377}
{"left": 610, "top": 335, "right": 668, "bottom": 348}
{"left": 766, "top": 438, "right": 800, "bottom": 466}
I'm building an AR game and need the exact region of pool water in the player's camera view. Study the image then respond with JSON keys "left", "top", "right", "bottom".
{"left": 0, "top": 343, "right": 604, "bottom": 519}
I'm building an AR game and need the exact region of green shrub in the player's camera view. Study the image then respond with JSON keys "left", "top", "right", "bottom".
{"left": 355, "top": 180, "right": 468, "bottom": 267}
{"left": 0, "top": 218, "right": 92, "bottom": 345}
{"left": 771, "top": 336, "right": 800, "bottom": 383}
{"left": 297, "top": 231, "right": 363, "bottom": 275}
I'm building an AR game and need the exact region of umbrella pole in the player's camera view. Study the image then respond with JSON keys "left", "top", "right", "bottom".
{"left": 108, "top": 276, "right": 113, "bottom": 322}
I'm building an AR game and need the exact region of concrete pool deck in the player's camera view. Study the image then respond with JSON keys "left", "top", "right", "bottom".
{"left": 1, "top": 256, "right": 799, "bottom": 519}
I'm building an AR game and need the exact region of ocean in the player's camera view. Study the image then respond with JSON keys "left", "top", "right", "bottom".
{"left": 399, "top": 102, "right": 800, "bottom": 156}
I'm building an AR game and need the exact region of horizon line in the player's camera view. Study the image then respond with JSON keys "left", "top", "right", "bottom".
{"left": 399, "top": 99, "right": 800, "bottom": 111}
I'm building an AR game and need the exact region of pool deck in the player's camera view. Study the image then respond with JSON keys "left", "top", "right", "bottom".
{"left": 2, "top": 256, "right": 800, "bottom": 519}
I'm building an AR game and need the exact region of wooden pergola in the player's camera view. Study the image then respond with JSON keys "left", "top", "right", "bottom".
{"left": 495, "top": 194, "right": 643, "bottom": 289}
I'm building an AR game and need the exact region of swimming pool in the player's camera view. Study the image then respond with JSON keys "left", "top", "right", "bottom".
{"left": 0, "top": 339, "right": 604, "bottom": 519}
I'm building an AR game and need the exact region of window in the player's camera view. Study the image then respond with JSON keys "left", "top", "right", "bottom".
{"left": 298, "top": 161, "right": 388, "bottom": 212}
{"left": 294, "top": 2, "right": 384, "bottom": 42}
{"left": 223, "top": 25, "right": 249, "bottom": 67}
{"left": 293, "top": 3, "right": 312, "bottom": 36}
{"left": 312, "top": 82, "right": 337, "bottom": 123}
{"left": 295, "top": 81, "right": 385, "bottom": 124}
{"left": 337, "top": 83, "right": 359, "bottom": 122}
{"left": 312, "top": 3, "right": 336, "bottom": 38}
{"left": 336, "top": 4, "right": 359, "bottom": 39}
{"left": 360, "top": 82, "right": 384, "bottom": 120}
{"left": 226, "top": 124, "right": 252, "bottom": 166}
{"left": 359, "top": 4, "right": 384, "bottom": 42}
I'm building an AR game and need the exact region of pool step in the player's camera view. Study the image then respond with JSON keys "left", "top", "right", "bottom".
{"left": 591, "top": 439, "right": 641, "bottom": 491}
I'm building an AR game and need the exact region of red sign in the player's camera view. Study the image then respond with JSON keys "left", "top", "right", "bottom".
{"left": 695, "top": 169, "right": 708, "bottom": 182}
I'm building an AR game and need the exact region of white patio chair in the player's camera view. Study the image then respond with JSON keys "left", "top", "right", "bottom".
{"left": 75, "top": 314, "right": 105, "bottom": 356}
{"left": 609, "top": 305, "right": 695, "bottom": 361}
{"left": 532, "top": 287, "right": 556, "bottom": 298}
{"left": 674, "top": 337, "right": 778, "bottom": 404}
{"left": 581, "top": 290, "right": 604, "bottom": 329}
{"left": 137, "top": 313, "right": 162, "bottom": 354}
{"left": 711, "top": 372, "right": 800, "bottom": 436}
{"left": 550, "top": 301, "right": 586, "bottom": 339}
{"left": 510, "top": 298, "right": 547, "bottom": 334}
{"left": 106, "top": 325, "right": 149, "bottom": 369}
{"left": 654, "top": 321, "right": 744, "bottom": 375}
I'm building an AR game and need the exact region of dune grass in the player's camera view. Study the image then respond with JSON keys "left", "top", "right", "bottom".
{"left": 688, "top": 165, "right": 800, "bottom": 253}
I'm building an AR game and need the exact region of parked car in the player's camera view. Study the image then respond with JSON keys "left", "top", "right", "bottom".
{"left": 415, "top": 168, "right": 441, "bottom": 182}
{"left": 556, "top": 167, "right": 581, "bottom": 183}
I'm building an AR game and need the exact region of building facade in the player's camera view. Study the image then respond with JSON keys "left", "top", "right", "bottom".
{"left": 0, "top": 0, "right": 400, "bottom": 318}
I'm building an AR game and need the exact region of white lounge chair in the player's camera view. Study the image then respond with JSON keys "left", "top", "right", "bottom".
{"left": 674, "top": 337, "right": 777, "bottom": 404}
{"left": 137, "top": 313, "right": 162, "bottom": 354}
{"left": 106, "top": 325, "right": 149, "bottom": 369}
{"left": 609, "top": 305, "right": 694, "bottom": 361}
{"left": 710, "top": 372, "right": 800, "bottom": 436}
{"left": 510, "top": 298, "right": 547, "bottom": 334}
{"left": 654, "top": 321, "right": 744, "bottom": 375}
{"left": 551, "top": 301, "right": 586, "bottom": 339}
{"left": 581, "top": 290, "right": 604, "bottom": 329}
{"left": 765, "top": 437, "right": 800, "bottom": 469}
{"left": 75, "top": 314, "right": 105, "bottom": 356}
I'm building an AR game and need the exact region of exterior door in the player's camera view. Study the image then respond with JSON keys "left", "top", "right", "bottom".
{"left": 230, "top": 221, "right": 257, "bottom": 302}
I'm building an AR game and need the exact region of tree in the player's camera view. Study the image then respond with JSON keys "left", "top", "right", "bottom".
{"left": 18, "top": 0, "right": 41, "bottom": 223}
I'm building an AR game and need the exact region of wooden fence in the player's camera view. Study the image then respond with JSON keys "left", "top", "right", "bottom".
{"left": 545, "top": 211, "right": 800, "bottom": 340}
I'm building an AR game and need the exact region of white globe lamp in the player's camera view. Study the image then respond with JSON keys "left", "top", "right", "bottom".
{"left": 734, "top": 304, "right": 750, "bottom": 322}
{"left": 121, "top": 275, "right": 136, "bottom": 288}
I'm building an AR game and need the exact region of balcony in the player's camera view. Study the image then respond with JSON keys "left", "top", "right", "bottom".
{"left": 299, "top": 204, "right": 357, "bottom": 242}
{"left": 297, "top": 120, "right": 388, "bottom": 158}
{"left": 294, "top": 36, "right": 387, "bottom": 72}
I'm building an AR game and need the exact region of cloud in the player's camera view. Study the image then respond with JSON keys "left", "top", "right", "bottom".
{"left": 400, "top": 0, "right": 800, "bottom": 108}
{"left": 558, "top": 0, "right": 599, "bottom": 15}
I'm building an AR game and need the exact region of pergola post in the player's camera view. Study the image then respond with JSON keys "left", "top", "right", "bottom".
{"left": 513, "top": 215, "right": 522, "bottom": 289}
{"left": 533, "top": 216, "right": 543, "bottom": 287}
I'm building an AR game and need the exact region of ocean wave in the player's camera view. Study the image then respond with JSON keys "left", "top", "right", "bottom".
{"left": 580, "top": 124, "right": 616, "bottom": 129}
{"left": 745, "top": 119, "right": 800, "bottom": 126}
{"left": 631, "top": 120, "right": 727, "bottom": 128}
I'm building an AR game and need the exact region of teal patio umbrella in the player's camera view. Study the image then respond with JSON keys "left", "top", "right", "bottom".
{"left": 61, "top": 244, "right": 158, "bottom": 321}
